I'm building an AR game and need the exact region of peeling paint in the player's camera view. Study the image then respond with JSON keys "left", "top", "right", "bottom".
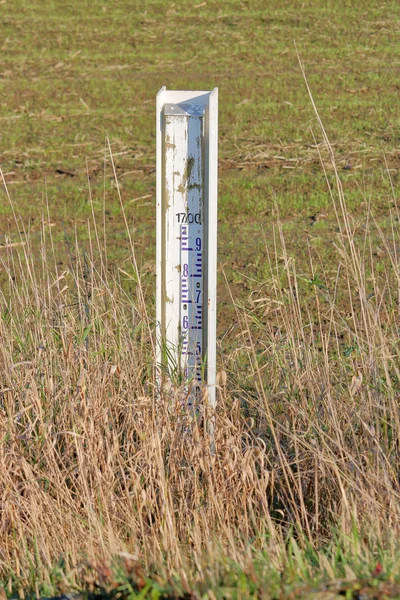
{"left": 186, "top": 156, "right": 195, "bottom": 182}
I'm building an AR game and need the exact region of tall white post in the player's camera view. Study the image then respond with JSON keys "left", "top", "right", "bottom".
{"left": 156, "top": 88, "right": 218, "bottom": 409}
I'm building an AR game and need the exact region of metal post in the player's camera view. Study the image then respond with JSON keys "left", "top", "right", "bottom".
{"left": 156, "top": 88, "right": 218, "bottom": 409}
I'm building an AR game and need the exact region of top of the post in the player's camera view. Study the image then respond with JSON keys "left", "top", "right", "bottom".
{"left": 164, "top": 103, "right": 205, "bottom": 117}
{"left": 157, "top": 88, "right": 218, "bottom": 109}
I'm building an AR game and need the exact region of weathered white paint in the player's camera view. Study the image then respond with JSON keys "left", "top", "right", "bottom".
{"left": 156, "top": 89, "right": 218, "bottom": 409}
{"left": 204, "top": 88, "right": 218, "bottom": 408}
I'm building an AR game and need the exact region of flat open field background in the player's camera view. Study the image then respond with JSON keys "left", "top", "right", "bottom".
{"left": 1, "top": 0, "right": 400, "bottom": 330}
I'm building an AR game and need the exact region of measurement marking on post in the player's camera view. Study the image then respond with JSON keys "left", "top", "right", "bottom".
{"left": 156, "top": 88, "right": 218, "bottom": 410}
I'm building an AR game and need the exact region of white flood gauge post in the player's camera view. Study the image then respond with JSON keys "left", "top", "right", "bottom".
{"left": 156, "top": 88, "right": 218, "bottom": 410}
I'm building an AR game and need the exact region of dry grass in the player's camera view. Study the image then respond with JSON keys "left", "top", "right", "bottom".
{"left": 0, "top": 125, "right": 400, "bottom": 596}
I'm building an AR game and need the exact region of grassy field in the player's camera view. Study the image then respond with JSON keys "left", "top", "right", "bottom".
{"left": 1, "top": 0, "right": 400, "bottom": 598}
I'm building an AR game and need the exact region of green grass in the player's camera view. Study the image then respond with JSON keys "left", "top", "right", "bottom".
{"left": 2, "top": 0, "right": 400, "bottom": 335}
{"left": 4, "top": 530, "right": 400, "bottom": 599}
{"left": 2, "top": 0, "right": 400, "bottom": 223}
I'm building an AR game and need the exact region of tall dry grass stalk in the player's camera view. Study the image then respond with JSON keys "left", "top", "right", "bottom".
{"left": 0, "top": 124, "right": 399, "bottom": 590}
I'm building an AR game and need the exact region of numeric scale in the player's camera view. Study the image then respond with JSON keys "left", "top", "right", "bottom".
{"left": 156, "top": 88, "right": 218, "bottom": 409}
